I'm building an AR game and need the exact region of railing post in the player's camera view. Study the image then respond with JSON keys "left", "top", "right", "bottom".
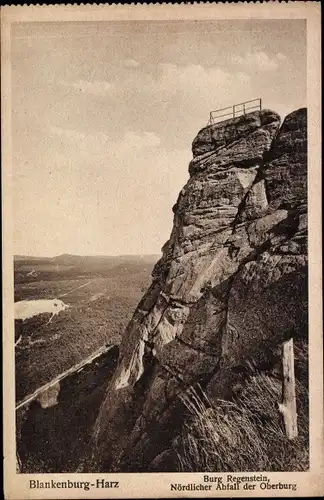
{"left": 243, "top": 103, "right": 246, "bottom": 115}
{"left": 233, "top": 105, "right": 235, "bottom": 118}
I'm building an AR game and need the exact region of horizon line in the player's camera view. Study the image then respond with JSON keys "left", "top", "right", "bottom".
{"left": 14, "top": 252, "right": 162, "bottom": 259}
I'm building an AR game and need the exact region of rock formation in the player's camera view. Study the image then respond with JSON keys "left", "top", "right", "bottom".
{"left": 93, "top": 108, "right": 308, "bottom": 472}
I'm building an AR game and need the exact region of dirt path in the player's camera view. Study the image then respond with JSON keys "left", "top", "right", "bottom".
{"left": 15, "top": 344, "right": 114, "bottom": 411}
{"left": 58, "top": 280, "right": 92, "bottom": 298}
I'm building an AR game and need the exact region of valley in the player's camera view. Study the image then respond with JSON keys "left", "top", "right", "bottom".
{"left": 15, "top": 254, "right": 158, "bottom": 401}
{"left": 15, "top": 253, "right": 158, "bottom": 472}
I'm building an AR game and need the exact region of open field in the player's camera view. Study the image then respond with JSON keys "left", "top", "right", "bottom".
{"left": 15, "top": 254, "right": 158, "bottom": 400}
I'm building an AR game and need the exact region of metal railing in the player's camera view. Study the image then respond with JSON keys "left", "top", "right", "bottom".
{"left": 207, "top": 98, "right": 262, "bottom": 126}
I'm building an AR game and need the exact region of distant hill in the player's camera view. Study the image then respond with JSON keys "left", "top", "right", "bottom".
{"left": 14, "top": 255, "right": 48, "bottom": 261}
{"left": 14, "top": 253, "right": 160, "bottom": 265}
{"left": 14, "top": 253, "right": 161, "bottom": 283}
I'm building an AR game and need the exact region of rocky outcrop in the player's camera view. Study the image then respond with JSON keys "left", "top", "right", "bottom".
{"left": 36, "top": 382, "right": 60, "bottom": 409}
{"left": 94, "top": 108, "right": 307, "bottom": 471}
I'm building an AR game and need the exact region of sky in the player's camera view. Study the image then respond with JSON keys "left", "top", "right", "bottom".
{"left": 12, "top": 20, "right": 306, "bottom": 257}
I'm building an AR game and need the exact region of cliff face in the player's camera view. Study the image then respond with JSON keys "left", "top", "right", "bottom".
{"left": 94, "top": 108, "right": 308, "bottom": 471}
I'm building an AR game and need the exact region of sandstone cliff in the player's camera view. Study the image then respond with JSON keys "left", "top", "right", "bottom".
{"left": 93, "top": 108, "right": 308, "bottom": 471}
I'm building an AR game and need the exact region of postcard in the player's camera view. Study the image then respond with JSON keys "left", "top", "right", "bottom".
{"left": 2, "top": 2, "right": 323, "bottom": 498}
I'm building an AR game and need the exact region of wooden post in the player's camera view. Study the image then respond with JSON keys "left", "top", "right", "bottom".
{"left": 278, "top": 338, "right": 298, "bottom": 439}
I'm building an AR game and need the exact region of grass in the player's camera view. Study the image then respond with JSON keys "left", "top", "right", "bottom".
{"left": 175, "top": 343, "right": 308, "bottom": 472}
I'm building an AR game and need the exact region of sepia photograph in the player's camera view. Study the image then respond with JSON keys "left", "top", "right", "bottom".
{"left": 2, "top": 3, "right": 322, "bottom": 498}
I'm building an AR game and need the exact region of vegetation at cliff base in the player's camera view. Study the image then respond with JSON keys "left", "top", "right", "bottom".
{"left": 175, "top": 341, "right": 308, "bottom": 472}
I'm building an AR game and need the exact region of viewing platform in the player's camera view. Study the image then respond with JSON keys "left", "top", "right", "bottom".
{"left": 207, "top": 98, "right": 262, "bottom": 126}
